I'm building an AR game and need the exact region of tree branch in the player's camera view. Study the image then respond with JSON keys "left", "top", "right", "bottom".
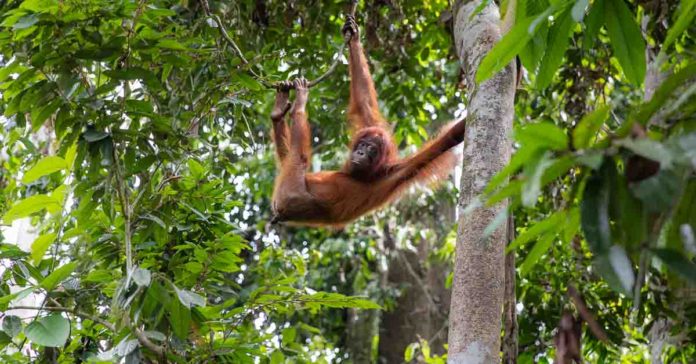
{"left": 198, "top": 0, "right": 358, "bottom": 89}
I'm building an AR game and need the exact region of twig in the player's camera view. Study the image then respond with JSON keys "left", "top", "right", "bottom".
{"left": 199, "top": 0, "right": 359, "bottom": 89}
{"left": 567, "top": 285, "right": 609, "bottom": 343}
{"left": 123, "top": 315, "right": 166, "bottom": 357}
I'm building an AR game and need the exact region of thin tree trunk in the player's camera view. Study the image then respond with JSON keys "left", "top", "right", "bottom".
{"left": 448, "top": 1, "right": 516, "bottom": 363}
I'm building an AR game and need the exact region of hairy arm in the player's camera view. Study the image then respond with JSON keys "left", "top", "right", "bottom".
{"left": 344, "top": 16, "right": 384, "bottom": 129}
{"left": 288, "top": 78, "right": 312, "bottom": 170}
{"left": 391, "top": 119, "right": 466, "bottom": 184}
{"left": 270, "top": 81, "right": 293, "bottom": 162}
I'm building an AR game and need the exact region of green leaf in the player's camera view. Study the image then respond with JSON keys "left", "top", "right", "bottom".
{"left": 2, "top": 194, "right": 61, "bottom": 223}
{"left": 476, "top": 16, "right": 536, "bottom": 83}
{"left": 157, "top": 39, "right": 187, "bottom": 51}
{"left": 536, "top": 6, "right": 576, "bottom": 89}
{"left": 30, "top": 233, "right": 56, "bottom": 265}
{"left": 604, "top": 0, "right": 646, "bottom": 85}
{"left": 84, "top": 269, "right": 113, "bottom": 283}
{"left": 573, "top": 105, "right": 610, "bottom": 149}
{"left": 168, "top": 300, "right": 191, "bottom": 339}
{"left": 606, "top": 245, "right": 635, "bottom": 293}
{"left": 652, "top": 248, "right": 696, "bottom": 284}
{"left": 486, "top": 146, "right": 542, "bottom": 194}
{"left": 630, "top": 169, "right": 682, "bottom": 212}
{"left": 22, "top": 156, "right": 67, "bottom": 184}
{"left": 13, "top": 14, "right": 38, "bottom": 30}
{"left": 404, "top": 342, "right": 419, "bottom": 362}
{"left": 82, "top": 130, "right": 110, "bottom": 142}
{"left": 615, "top": 138, "right": 673, "bottom": 169}
{"left": 2, "top": 315, "right": 22, "bottom": 337}
{"left": 662, "top": 0, "right": 696, "bottom": 51}
{"left": 593, "top": 246, "right": 634, "bottom": 295}
{"left": 174, "top": 286, "right": 206, "bottom": 308}
{"left": 522, "top": 152, "right": 554, "bottom": 207}
{"left": 583, "top": 0, "right": 604, "bottom": 50}
{"left": 581, "top": 160, "right": 613, "bottom": 254}
{"left": 515, "top": 122, "right": 569, "bottom": 151}
{"left": 571, "top": 0, "right": 589, "bottom": 22}
{"left": 24, "top": 314, "right": 70, "bottom": 347}
{"left": 40, "top": 262, "right": 77, "bottom": 291}
{"left": 232, "top": 72, "right": 262, "bottom": 91}
{"left": 507, "top": 211, "right": 566, "bottom": 253}
{"left": 30, "top": 99, "right": 61, "bottom": 131}
{"left": 133, "top": 268, "right": 151, "bottom": 287}
{"left": 270, "top": 350, "right": 285, "bottom": 364}
{"left": 188, "top": 159, "right": 205, "bottom": 180}
{"left": 634, "top": 64, "right": 696, "bottom": 126}
{"left": 520, "top": 232, "right": 555, "bottom": 275}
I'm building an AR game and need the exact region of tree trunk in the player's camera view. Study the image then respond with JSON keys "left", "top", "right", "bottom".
{"left": 448, "top": 1, "right": 516, "bottom": 363}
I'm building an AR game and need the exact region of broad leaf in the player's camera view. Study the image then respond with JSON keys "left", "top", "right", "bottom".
{"left": 573, "top": 106, "right": 610, "bottom": 149}
{"left": 174, "top": 286, "right": 206, "bottom": 308}
{"left": 604, "top": 0, "right": 646, "bottom": 85}
{"left": 507, "top": 211, "right": 566, "bottom": 253}
{"left": 515, "top": 122, "right": 569, "bottom": 151}
{"left": 30, "top": 233, "right": 56, "bottom": 265}
{"left": 581, "top": 160, "right": 613, "bottom": 254}
{"left": 536, "top": 6, "right": 576, "bottom": 89}
{"left": 652, "top": 248, "right": 696, "bottom": 284}
{"left": 476, "top": 16, "right": 536, "bottom": 83}
{"left": 583, "top": 0, "right": 604, "bottom": 50}
{"left": 25, "top": 314, "right": 70, "bottom": 347}
{"left": 3, "top": 194, "right": 61, "bottom": 223}
{"left": 615, "top": 138, "right": 673, "bottom": 169}
{"left": 2, "top": 315, "right": 22, "bottom": 337}
{"left": 40, "top": 262, "right": 77, "bottom": 291}
{"left": 133, "top": 268, "right": 152, "bottom": 287}
{"left": 662, "top": 0, "right": 696, "bottom": 51}
{"left": 631, "top": 169, "right": 682, "bottom": 212}
{"left": 520, "top": 232, "right": 556, "bottom": 275}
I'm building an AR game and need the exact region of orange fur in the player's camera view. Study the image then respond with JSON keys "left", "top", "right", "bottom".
{"left": 270, "top": 22, "right": 466, "bottom": 227}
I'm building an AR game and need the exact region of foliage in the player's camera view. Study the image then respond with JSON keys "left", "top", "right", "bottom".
{"left": 477, "top": 0, "right": 696, "bottom": 362}
{"left": 0, "top": 0, "right": 457, "bottom": 362}
{"left": 0, "top": 0, "right": 694, "bottom": 362}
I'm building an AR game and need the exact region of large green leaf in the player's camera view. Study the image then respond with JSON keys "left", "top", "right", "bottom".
{"left": 583, "top": 0, "right": 605, "bottom": 50}
{"left": 652, "top": 248, "right": 696, "bottom": 284}
{"left": 572, "top": 105, "right": 610, "bottom": 149}
{"left": 634, "top": 64, "right": 696, "bottom": 126}
{"left": 507, "top": 211, "right": 566, "bottom": 252}
{"left": 2, "top": 315, "right": 22, "bottom": 337}
{"left": 604, "top": 0, "right": 646, "bottom": 85}
{"left": 630, "top": 169, "right": 682, "bottom": 212}
{"left": 522, "top": 152, "right": 554, "bottom": 207}
{"left": 30, "top": 233, "right": 56, "bottom": 265}
{"left": 536, "top": 5, "right": 576, "bottom": 89}
{"left": 520, "top": 232, "right": 556, "bottom": 275}
{"left": 615, "top": 138, "right": 673, "bottom": 169}
{"left": 24, "top": 314, "right": 70, "bottom": 347}
{"left": 662, "top": 0, "right": 696, "bottom": 51}
{"left": 476, "top": 16, "right": 536, "bottom": 83}
{"left": 581, "top": 160, "right": 613, "bottom": 254}
{"left": 40, "top": 262, "right": 77, "bottom": 291}
{"left": 2, "top": 194, "right": 61, "bottom": 223}
{"left": 593, "top": 245, "right": 635, "bottom": 295}
{"left": 515, "top": 122, "right": 569, "bottom": 151}
{"left": 22, "top": 156, "right": 67, "bottom": 184}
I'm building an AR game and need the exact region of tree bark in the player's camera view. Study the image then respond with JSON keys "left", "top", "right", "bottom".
{"left": 448, "top": 1, "right": 516, "bottom": 363}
